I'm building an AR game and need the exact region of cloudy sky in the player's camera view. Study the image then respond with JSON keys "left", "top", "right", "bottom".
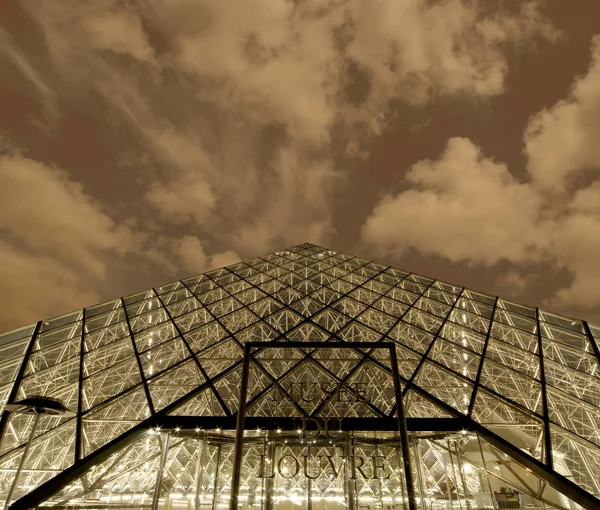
{"left": 1, "top": 0, "right": 599, "bottom": 331}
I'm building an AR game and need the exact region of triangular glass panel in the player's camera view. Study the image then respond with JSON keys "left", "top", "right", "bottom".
{"left": 405, "top": 390, "right": 453, "bottom": 418}
{"left": 197, "top": 338, "right": 243, "bottom": 379}
{"left": 213, "top": 366, "right": 243, "bottom": 414}
{"left": 168, "top": 386, "right": 226, "bottom": 417}
{"left": 148, "top": 359, "right": 204, "bottom": 412}
{"left": 254, "top": 347, "right": 304, "bottom": 378}
{"left": 83, "top": 387, "right": 149, "bottom": 455}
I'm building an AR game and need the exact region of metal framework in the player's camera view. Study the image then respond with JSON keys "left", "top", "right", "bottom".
{"left": 0, "top": 243, "right": 598, "bottom": 510}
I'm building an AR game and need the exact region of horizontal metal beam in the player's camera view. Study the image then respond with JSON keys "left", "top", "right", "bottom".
{"left": 158, "top": 415, "right": 469, "bottom": 432}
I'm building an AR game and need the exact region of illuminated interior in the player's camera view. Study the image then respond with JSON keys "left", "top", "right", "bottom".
{"left": 0, "top": 243, "right": 599, "bottom": 510}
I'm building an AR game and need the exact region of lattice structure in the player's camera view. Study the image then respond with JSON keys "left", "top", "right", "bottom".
{"left": 0, "top": 243, "right": 599, "bottom": 509}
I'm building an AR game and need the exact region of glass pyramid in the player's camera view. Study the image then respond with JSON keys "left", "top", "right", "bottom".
{"left": 0, "top": 243, "right": 599, "bottom": 510}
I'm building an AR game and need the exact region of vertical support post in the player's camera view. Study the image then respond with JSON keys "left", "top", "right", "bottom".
{"left": 454, "top": 441, "right": 472, "bottom": 510}
{"left": 194, "top": 433, "right": 207, "bottom": 510}
{"left": 535, "top": 308, "right": 553, "bottom": 470}
{"left": 264, "top": 432, "right": 274, "bottom": 510}
{"left": 75, "top": 309, "right": 87, "bottom": 463}
{"left": 4, "top": 413, "right": 41, "bottom": 510}
{"left": 395, "top": 444, "right": 406, "bottom": 510}
{"left": 476, "top": 435, "right": 496, "bottom": 509}
{"left": 388, "top": 345, "right": 417, "bottom": 510}
{"left": 306, "top": 441, "right": 312, "bottom": 510}
{"left": 347, "top": 437, "right": 356, "bottom": 510}
{"left": 152, "top": 432, "right": 170, "bottom": 510}
{"left": 440, "top": 442, "right": 455, "bottom": 509}
{"left": 230, "top": 344, "right": 252, "bottom": 510}
{"left": 212, "top": 445, "right": 222, "bottom": 510}
{"left": 447, "top": 440, "right": 464, "bottom": 510}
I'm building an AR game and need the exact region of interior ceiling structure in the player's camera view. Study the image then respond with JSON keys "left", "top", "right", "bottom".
{"left": 0, "top": 243, "right": 599, "bottom": 509}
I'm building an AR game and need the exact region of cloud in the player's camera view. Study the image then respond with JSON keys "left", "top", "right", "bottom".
{"left": 0, "top": 145, "right": 137, "bottom": 277}
{"left": 0, "top": 242, "right": 101, "bottom": 330}
{"left": 360, "top": 136, "right": 600, "bottom": 313}
{"left": 545, "top": 182, "right": 600, "bottom": 311}
{"left": 0, "top": 144, "right": 135, "bottom": 328}
{"left": 145, "top": 173, "right": 216, "bottom": 226}
{"left": 361, "top": 142, "right": 600, "bottom": 315}
{"left": 82, "top": 8, "right": 156, "bottom": 64}
{"left": 525, "top": 35, "right": 600, "bottom": 192}
{"left": 342, "top": 0, "right": 559, "bottom": 132}
{"left": 361, "top": 137, "right": 549, "bottom": 266}
{"left": 0, "top": 141, "right": 240, "bottom": 330}
{"left": 12, "top": 0, "right": 560, "bottom": 258}
{"left": 361, "top": 34, "right": 600, "bottom": 314}
{"left": 169, "top": 235, "right": 240, "bottom": 274}
{"left": 0, "top": 0, "right": 570, "bottom": 325}
{"left": 0, "top": 26, "right": 58, "bottom": 120}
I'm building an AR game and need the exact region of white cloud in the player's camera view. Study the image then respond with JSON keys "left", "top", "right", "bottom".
{"left": 0, "top": 242, "right": 100, "bottom": 330}
{"left": 546, "top": 183, "right": 600, "bottom": 311}
{"left": 362, "top": 33, "right": 600, "bottom": 314}
{"left": 169, "top": 235, "right": 241, "bottom": 273}
{"left": 525, "top": 35, "right": 600, "bottom": 192}
{"left": 361, "top": 138, "right": 600, "bottom": 313}
{"left": 0, "top": 145, "right": 137, "bottom": 328}
{"left": 361, "top": 137, "right": 549, "bottom": 266}
{"left": 0, "top": 147, "right": 137, "bottom": 277}
{"left": 146, "top": 173, "right": 216, "bottom": 226}
{"left": 13, "top": 0, "right": 560, "bottom": 257}
{"left": 82, "top": 8, "right": 156, "bottom": 63}
{"left": 0, "top": 143, "right": 240, "bottom": 330}
{"left": 0, "top": 0, "right": 572, "bottom": 325}
{"left": 343, "top": 0, "right": 559, "bottom": 131}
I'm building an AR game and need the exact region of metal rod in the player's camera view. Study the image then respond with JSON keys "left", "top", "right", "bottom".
{"left": 264, "top": 432, "right": 274, "bottom": 510}
{"left": 348, "top": 436, "right": 357, "bottom": 510}
{"left": 395, "top": 444, "right": 406, "bottom": 510}
{"left": 229, "top": 344, "right": 252, "bottom": 510}
{"left": 582, "top": 321, "right": 600, "bottom": 367}
{"left": 468, "top": 297, "right": 499, "bottom": 416}
{"left": 194, "top": 433, "right": 206, "bottom": 510}
{"left": 5, "top": 413, "right": 41, "bottom": 509}
{"left": 476, "top": 435, "right": 496, "bottom": 509}
{"left": 0, "top": 322, "right": 41, "bottom": 442}
{"left": 535, "top": 308, "right": 553, "bottom": 470}
{"left": 389, "top": 344, "right": 417, "bottom": 510}
{"left": 211, "top": 444, "right": 222, "bottom": 510}
{"left": 399, "top": 288, "right": 467, "bottom": 403}
{"left": 121, "top": 298, "right": 155, "bottom": 416}
{"left": 152, "top": 432, "right": 169, "bottom": 510}
{"left": 75, "top": 309, "right": 87, "bottom": 462}
{"left": 447, "top": 439, "right": 463, "bottom": 510}
{"left": 154, "top": 289, "right": 232, "bottom": 417}
{"left": 454, "top": 441, "right": 472, "bottom": 510}
{"left": 439, "top": 440, "right": 455, "bottom": 509}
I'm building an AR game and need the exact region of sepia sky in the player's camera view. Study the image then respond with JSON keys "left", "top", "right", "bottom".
{"left": 1, "top": 0, "right": 600, "bottom": 331}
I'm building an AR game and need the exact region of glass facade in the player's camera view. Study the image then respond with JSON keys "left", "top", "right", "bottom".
{"left": 0, "top": 243, "right": 599, "bottom": 510}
